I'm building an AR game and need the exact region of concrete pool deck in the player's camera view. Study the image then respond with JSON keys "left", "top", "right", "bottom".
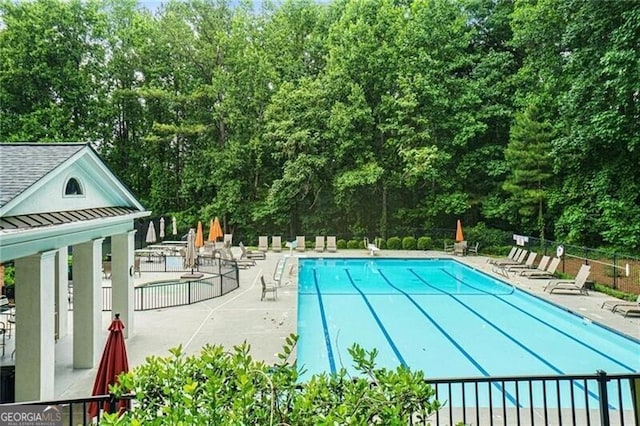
{"left": 40, "top": 249, "right": 640, "bottom": 399}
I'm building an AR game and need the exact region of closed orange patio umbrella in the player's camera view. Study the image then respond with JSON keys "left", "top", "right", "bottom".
{"left": 195, "top": 221, "right": 204, "bottom": 248}
{"left": 208, "top": 217, "right": 223, "bottom": 242}
{"left": 455, "top": 219, "right": 464, "bottom": 242}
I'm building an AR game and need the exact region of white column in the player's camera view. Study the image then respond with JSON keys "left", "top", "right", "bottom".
{"left": 111, "top": 231, "right": 135, "bottom": 338}
{"left": 14, "top": 250, "right": 57, "bottom": 402}
{"left": 54, "top": 247, "right": 69, "bottom": 338}
{"left": 72, "top": 239, "right": 103, "bottom": 368}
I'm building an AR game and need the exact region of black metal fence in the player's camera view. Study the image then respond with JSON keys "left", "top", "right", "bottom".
{"left": 428, "top": 371, "right": 640, "bottom": 426}
{"left": 10, "top": 371, "right": 639, "bottom": 425}
{"left": 515, "top": 236, "right": 640, "bottom": 295}
{"left": 101, "top": 260, "right": 239, "bottom": 312}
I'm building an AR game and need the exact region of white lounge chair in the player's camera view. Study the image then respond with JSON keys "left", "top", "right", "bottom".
{"left": 271, "top": 236, "right": 282, "bottom": 252}
{"left": 314, "top": 236, "right": 325, "bottom": 252}
{"left": 491, "top": 250, "right": 528, "bottom": 275}
{"left": 239, "top": 242, "right": 265, "bottom": 260}
{"left": 544, "top": 264, "right": 591, "bottom": 295}
{"left": 296, "top": 236, "right": 306, "bottom": 252}
{"left": 494, "top": 249, "right": 527, "bottom": 267}
{"left": 505, "top": 252, "right": 537, "bottom": 273}
{"left": 326, "top": 236, "right": 337, "bottom": 252}
{"left": 613, "top": 300, "right": 640, "bottom": 317}
{"left": 602, "top": 294, "right": 640, "bottom": 313}
{"left": 487, "top": 247, "right": 518, "bottom": 265}
{"left": 258, "top": 236, "right": 268, "bottom": 252}
{"left": 220, "top": 247, "right": 255, "bottom": 268}
{"left": 224, "top": 233, "right": 233, "bottom": 248}
{"left": 521, "top": 256, "right": 560, "bottom": 279}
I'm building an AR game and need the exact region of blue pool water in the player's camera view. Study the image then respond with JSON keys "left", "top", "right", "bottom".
{"left": 297, "top": 258, "right": 640, "bottom": 382}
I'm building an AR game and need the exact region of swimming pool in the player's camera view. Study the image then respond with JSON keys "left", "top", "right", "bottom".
{"left": 297, "top": 258, "right": 640, "bottom": 382}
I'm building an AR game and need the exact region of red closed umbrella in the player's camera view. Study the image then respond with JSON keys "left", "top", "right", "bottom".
{"left": 88, "top": 314, "right": 130, "bottom": 418}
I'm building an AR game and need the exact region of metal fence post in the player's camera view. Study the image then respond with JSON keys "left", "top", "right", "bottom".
{"left": 597, "top": 370, "right": 610, "bottom": 426}
{"left": 613, "top": 253, "right": 618, "bottom": 289}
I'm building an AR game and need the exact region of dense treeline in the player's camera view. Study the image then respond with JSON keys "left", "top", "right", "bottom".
{"left": 1, "top": 0, "right": 638, "bottom": 250}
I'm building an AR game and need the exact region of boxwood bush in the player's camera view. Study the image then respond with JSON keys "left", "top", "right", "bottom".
{"left": 347, "top": 239, "right": 360, "bottom": 249}
{"left": 386, "top": 236, "right": 402, "bottom": 249}
{"left": 337, "top": 239, "right": 347, "bottom": 249}
{"left": 417, "top": 236, "right": 432, "bottom": 250}
{"left": 402, "top": 236, "right": 417, "bottom": 250}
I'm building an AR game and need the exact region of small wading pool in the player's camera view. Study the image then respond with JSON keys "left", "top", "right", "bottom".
{"left": 296, "top": 258, "right": 640, "bottom": 409}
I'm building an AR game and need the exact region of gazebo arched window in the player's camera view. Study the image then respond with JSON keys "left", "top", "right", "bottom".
{"left": 64, "top": 177, "right": 84, "bottom": 196}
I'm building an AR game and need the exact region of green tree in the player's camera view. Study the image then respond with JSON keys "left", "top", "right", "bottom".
{"left": 502, "top": 104, "right": 554, "bottom": 239}
{"left": 0, "top": 0, "right": 106, "bottom": 141}
{"left": 553, "top": 0, "right": 640, "bottom": 249}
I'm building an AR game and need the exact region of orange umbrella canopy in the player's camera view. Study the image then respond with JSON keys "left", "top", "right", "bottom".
{"left": 208, "top": 217, "right": 223, "bottom": 242}
{"left": 195, "top": 221, "right": 204, "bottom": 248}
{"left": 455, "top": 219, "right": 464, "bottom": 242}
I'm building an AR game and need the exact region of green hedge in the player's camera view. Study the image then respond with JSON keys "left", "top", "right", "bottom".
{"left": 386, "top": 236, "right": 402, "bottom": 250}
{"left": 417, "top": 236, "right": 432, "bottom": 250}
{"left": 402, "top": 236, "right": 417, "bottom": 250}
{"left": 107, "top": 337, "right": 442, "bottom": 425}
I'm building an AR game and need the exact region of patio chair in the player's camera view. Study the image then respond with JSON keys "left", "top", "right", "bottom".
{"left": 454, "top": 241, "right": 467, "bottom": 256}
{"left": 444, "top": 241, "right": 455, "bottom": 254}
{"left": 314, "top": 236, "right": 325, "bottom": 252}
{"left": 491, "top": 249, "right": 527, "bottom": 275}
{"left": 258, "top": 236, "right": 268, "bottom": 252}
{"left": 518, "top": 255, "right": 549, "bottom": 276}
{"left": 520, "top": 256, "right": 560, "bottom": 279}
{"left": 601, "top": 294, "right": 640, "bottom": 312}
{"left": 505, "top": 252, "right": 537, "bottom": 273}
{"left": 296, "top": 236, "right": 306, "bottom": 252}
{"left": 271, "top": 236, "right": 282, "bottom": 252}
{"left": 239, "top": 242, "right": 265, "bottom": 260}
{"left": 467, "top": 242, "right": 479, "bottom": 255}
{"left": 326, "top": 236, "right": 337, "bottom": 252}
{"left": 613, "top": 299, "right": 640, "bottom": 317}
{"left": 494, "top": 249, "right": 527, "bottom": 267}
{"left": 221, "top": 248, "right": 255, "bottom": 268}
{"left": 261, "top": 276, "right": 277, "bottom": 301}
{"left": 487, "top": 247, "right": 518, "bottom": 265}
{"left": 224, "top": 234, "right": 233, "bottom": 248}
{"left": 544, "top": 264, "right": 591, "bottom": 295}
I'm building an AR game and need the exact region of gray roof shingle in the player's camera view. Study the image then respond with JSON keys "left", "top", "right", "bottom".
{"left": 0, "top": 143, "right": 87, "bottom": 208}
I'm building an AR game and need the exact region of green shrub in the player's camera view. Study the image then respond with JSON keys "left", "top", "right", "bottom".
{"left": 387, "top": 236, "right": 402, "bottom": 250}
{"left": 347, "top": 239, "right": 360, "bottom": 249}
{"left": 417, "top": 236, "right": 432, "bottom": 250}
{"left": 376, "top": 238, "right": 387, "bottom": 249}
{"left": 402, "top": 236, "right": 417, "bottom": 250}
{"left": 337, "top": 239, "right": 347, "bottom": 249}
{"left": 106, "top": 336, "right": 441, "bottom": 425}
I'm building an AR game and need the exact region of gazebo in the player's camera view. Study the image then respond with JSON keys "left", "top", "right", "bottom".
{"left": 0, "top": 143, "right": 149, "bottom": 402}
